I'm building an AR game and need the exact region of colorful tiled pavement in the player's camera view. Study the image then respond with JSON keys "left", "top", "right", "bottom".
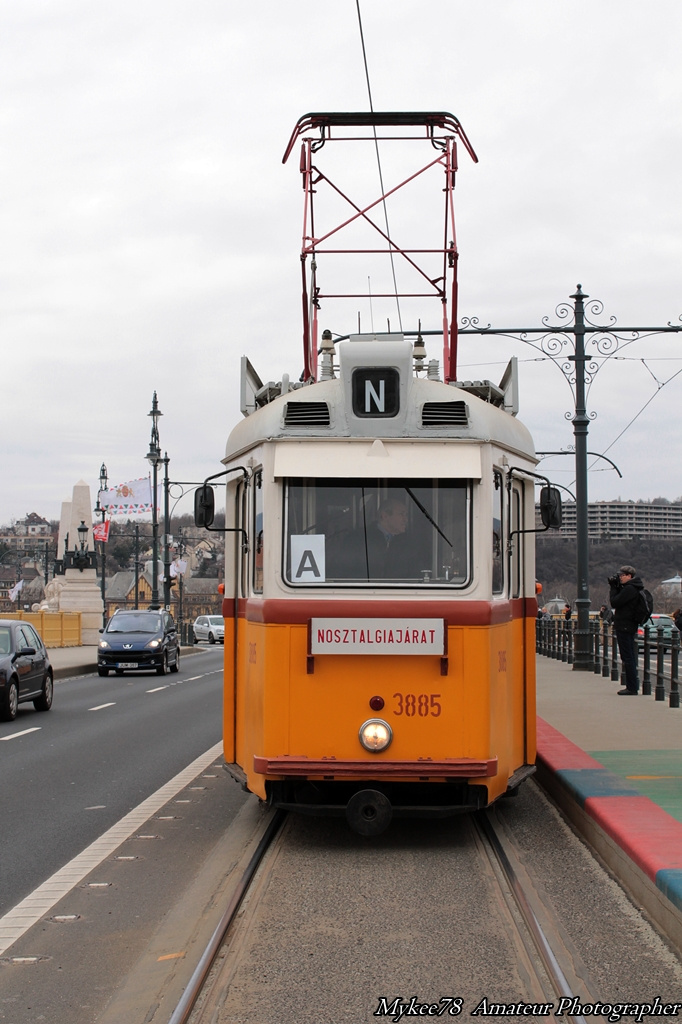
{"left": 536, "top": 657, "right": 682, "bottom": 942}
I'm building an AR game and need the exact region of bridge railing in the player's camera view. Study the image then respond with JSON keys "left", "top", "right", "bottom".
{"left": 536, "top": 617, "right": 680, "bottom": 709}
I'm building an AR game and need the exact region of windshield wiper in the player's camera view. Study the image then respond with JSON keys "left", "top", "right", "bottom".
{"left": 404, "top": 488, "right": 452, "bottom": 546}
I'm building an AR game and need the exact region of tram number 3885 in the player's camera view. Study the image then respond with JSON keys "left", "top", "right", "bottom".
{"left": 392, "top": 693, "right": 442, "bottom": 717}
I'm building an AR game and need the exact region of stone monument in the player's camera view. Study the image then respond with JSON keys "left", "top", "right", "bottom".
{"left": 57, "top": 480, "right": 104, "bottom": 644}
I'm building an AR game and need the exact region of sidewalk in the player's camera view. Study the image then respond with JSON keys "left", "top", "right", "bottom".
{"left": 536, "top": 654, "right": 682, "bottom": 950}
{"left": 536, "top": 656, "right": 682, "bottom": 817}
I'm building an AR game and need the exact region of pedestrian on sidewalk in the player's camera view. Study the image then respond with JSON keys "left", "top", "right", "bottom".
{"left": 563, "top": 603, "right": 572, "bottom": 620}
{"left": 608, "top": 565, "right": 643, "bottom": 695}
{"left": 673, "top": 608, "right": 682, "bottom": 633}
{"left": 599, "top": 604, "right": 614, "bottom": 625}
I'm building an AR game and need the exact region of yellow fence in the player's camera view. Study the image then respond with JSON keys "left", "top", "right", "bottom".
{"left": 2, "top": 611, "right": 82, "bottom": 648}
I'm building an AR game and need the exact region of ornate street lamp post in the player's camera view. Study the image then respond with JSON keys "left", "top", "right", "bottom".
{"left": 94, "top": 462, "right": 108, "bottom": 626}
{"left": 455, "top": 285, "right": 682, "bottom": 670}
{"left": 146, "top": 392, "right": 163, "bottom": 610}
{"left": 333, "top": 285, "right": 682, "bottom": 670}
{"left": 162, "top": 452, "right": 172, "bottom": 610}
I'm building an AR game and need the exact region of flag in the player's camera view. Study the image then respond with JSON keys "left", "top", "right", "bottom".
{"left": 99, "top": 477, "right": 153, "bottom": 515}
{"left": 9, "top": 579, "right": 24, "bottom": 601}
{"left": 92, "top": 521, "right": 111, "bottom": 543}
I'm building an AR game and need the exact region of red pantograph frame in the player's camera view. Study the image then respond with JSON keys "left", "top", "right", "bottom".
{"left": 282, "top": 112, "right": 478, "bottom": 383}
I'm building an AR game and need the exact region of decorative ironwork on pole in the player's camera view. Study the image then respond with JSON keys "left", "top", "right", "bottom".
{"left": 456, "top": 284, "right": 682, "bottom": 670}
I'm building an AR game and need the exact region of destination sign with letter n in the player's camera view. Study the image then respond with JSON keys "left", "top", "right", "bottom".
{"left": 310, "top": 618, "right": 444, "bottom": 655}
{"left": 351, "top": 368, "right": 399, "bottom": 418}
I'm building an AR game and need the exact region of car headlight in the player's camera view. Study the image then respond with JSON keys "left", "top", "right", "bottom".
{"left": 146, "top": 638, "right": 161, "bottom": 649}
{"left": 99, "top": 640, "right": 110, "bottom": 649}
{"left": 359, "top": 719, "right": 393, "bottom": 753}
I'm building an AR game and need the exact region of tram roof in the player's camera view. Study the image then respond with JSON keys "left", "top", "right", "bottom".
{"left": 226, "top": 339, "right": 536, "bottom": 467}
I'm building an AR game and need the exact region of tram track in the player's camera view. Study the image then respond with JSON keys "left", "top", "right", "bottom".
{"left": 168, "top": 808, "right": 287, "bottom": 1024}
{"left": 473, "top": 809, "right": 590, "bottom": 1023}
{"left": 161, "top": 781, "right": 679, "bottom": 1024}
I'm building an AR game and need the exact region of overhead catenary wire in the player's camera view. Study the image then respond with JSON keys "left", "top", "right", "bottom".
{"left": 355, "top": 0, "right": 403, "bottom": 332}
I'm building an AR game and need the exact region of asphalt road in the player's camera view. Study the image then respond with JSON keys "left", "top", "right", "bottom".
{"left": 0, "top": 645, "right": 226, "bottom": 917}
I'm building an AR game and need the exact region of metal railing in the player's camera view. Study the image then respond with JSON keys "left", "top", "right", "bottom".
{"left": 536, "top": 617, "right": 680, "bottom": 709}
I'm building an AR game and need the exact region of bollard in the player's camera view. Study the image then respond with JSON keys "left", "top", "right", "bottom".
{"left": 610, "top": 629, "right": 619, "bottom": 682}
{"left": 655, "top": 625, "right": 666, "bottom": 701}
{"left": 558, "top": 620, "right": 567, "bottom": 662}
{"left": 670, "top": 632, "right": 680, "bottom": 709}
{"left": 641, "top": 631, "right": 652, "bottom": 696}
{"left": 593, "top": 619, "right": 601, "bottom": 675}
{"left": 602, "top": 621, "right": 611, "bottom": 677}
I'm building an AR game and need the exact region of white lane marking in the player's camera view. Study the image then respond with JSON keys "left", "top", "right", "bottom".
{"left": 184, "top": 676, "right": 202, "bottom": 682}
{"left": 89, "top": 703, "right": 116, "bottom": 711}
{"left": 0, "top": 727, "right": 41, "bottom": 742}
{"left": 0, "top": 741, "right": 223, "bottom": 956}
{"left": 146, "top": 686, "right": 168, "bottom": 693}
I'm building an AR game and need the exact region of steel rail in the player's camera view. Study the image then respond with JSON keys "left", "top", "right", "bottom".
{"left": 477, "top": 811, "right": 588, "bottom": 1024}
{"left": 167, "top": 808, "right": 286, "bottom": 1024}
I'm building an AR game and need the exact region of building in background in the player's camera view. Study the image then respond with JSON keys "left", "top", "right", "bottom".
{"left": 536, "top": 500, "right": 682, "bottom": 541}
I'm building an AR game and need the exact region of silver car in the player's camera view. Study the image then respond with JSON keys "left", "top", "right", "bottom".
{"left": 192, "top": 615, "right": 225, "bottom": 644}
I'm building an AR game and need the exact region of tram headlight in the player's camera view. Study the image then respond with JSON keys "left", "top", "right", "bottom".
{"left": 359, "top": 719, "right": 392, "bottom": 753}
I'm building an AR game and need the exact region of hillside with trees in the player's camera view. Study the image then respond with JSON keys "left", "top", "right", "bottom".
{"left": 536, "top": 537, "right": 682, "bottom": 613}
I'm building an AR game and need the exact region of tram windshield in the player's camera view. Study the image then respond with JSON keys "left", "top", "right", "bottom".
{"left": 284, "top": 477, "right": 470, "bottom": 587}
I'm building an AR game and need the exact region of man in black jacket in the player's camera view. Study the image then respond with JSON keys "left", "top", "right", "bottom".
{"left": 609, "top": 565, "right": 643, "bottom": 695}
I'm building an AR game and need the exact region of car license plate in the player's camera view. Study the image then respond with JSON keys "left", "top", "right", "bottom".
{"left": 116, "top": 662, "right": 137, "bottom": 669}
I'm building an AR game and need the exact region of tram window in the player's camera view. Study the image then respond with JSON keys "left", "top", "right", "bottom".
{"left": 284, "top": 477, "right": 470, "bottom": 587}
{"left": 492, "top": 470, "right": 503, "bottom": 594}
{"left": 253, "top": 470, "right": 263, "bottom": 594}
{"left": 237, "top": 480, "right": 247, "bottom": 598}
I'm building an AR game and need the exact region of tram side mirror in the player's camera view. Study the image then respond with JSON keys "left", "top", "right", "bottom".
{"left": 194, "top": 484, "right": 215, "bottom": 529}
{"left": 539, "top": 486, "right": 562, "bottom": 530}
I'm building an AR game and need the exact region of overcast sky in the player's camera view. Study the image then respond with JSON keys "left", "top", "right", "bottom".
{"left": 2, "top": 0, "right": 681, "bottom": 527}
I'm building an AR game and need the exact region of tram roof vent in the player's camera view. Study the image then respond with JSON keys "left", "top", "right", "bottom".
{"left": 421, "top": 400, "right": 468, "bottom": 427}
{"left": 284, "top": 401, "right": 331, "bottom": 427}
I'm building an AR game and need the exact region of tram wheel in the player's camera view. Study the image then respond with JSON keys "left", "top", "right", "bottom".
{"left": 345, "top": 789, "right": 393, "bottom": 836}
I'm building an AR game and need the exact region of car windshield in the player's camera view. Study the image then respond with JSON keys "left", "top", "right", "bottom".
{"left": 647, "top": 616, "right": 675, "bottom": 628}
{"left": 107, "top": 613, "right": 162, "bottom": 634}
{"left": 208, "top": 617, "right": 222, "bottom": 626}
{"left": 0, "top": 628, "right": 10, "bottom": 655}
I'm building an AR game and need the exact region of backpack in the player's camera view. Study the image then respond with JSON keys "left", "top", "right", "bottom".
{"left": 636, "top": 588, "right": 654, "bottom": 627}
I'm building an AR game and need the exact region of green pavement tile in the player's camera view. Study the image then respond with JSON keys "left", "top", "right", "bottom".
{"left": 590, "top": 750, "right": 682, "bottom": 824}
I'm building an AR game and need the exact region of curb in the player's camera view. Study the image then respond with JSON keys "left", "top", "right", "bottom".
{"left": 51, "top": 645, "right": 205, "bottom": 682}
{"left": 536, "top": 717, "right": 682, "bottom": 952}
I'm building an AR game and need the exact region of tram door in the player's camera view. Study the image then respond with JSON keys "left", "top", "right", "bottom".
{"left": 224, "top": 474, "right": 251, "bottom": 766}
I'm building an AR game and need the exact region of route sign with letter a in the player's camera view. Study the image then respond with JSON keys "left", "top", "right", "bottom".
{"left": 290, "top": 535, "right": 326, "bottom": 583}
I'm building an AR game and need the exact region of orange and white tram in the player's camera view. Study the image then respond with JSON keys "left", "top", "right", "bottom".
{"left": 197, "top": 112, "right": 560, "bottom": 833}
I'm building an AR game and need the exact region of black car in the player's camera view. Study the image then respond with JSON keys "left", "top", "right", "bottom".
{"left": 98, "top": 609, "right": 180, "bottom": 677}
{"left": 0, "top": 619, "right": 54, "bottom": 722}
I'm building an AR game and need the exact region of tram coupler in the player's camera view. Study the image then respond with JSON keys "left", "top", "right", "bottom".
{"left": 345, "top": 789, "right": 393, "bottom": 836}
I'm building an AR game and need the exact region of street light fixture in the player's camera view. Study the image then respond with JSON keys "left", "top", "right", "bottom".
{"left": 72, "top": 521, "right": 90, "bottom": 571}
{"left": 146, "top": 392, "right": 163, "bottom": 610}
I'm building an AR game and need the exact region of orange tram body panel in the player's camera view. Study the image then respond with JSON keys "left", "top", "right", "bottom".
{"left": 214, "top": 337, "right": 546, "bottom": 834}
